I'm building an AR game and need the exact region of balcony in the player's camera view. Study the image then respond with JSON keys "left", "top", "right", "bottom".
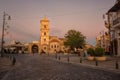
{"left": 113, "top": 17, "right": 120, "bottom": 26}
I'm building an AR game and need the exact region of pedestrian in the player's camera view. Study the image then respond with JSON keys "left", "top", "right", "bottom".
{"left": 12, "top": 56, "right": 16, "bottom": 66}
{"left": 78, "top": 50, "right": 81, "bottom": 56}
{"left": 84, "top": 49, "right": 88, "bottom": 57}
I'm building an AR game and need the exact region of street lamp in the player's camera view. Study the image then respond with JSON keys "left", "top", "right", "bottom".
{"left": 1, "top": 11, "right": 11, "bottom": 57}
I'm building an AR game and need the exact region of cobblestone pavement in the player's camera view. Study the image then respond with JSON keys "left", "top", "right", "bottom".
{"left": 55, "top": 54, "right": 120, "bottom": 72}
{"left": 2, "top": 54, "right": 120, "bottom": 80}
{"left": 0, "top": 56, "right": 12, "bottom": 79}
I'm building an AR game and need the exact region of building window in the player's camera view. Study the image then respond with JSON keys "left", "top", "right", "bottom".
{"left": 44, "top": 47, "right": 46, "bottom": 50}
{"left": 118, "top": 33, "right": 120, "bottom": 36}
{"left": 54, "top": 45, "right": 56, "bottom": 48}
{"left": 44, "top": 25, "right": 46, "bottom": 28}
{"left": 44, "top": 39, "right": 46, "bottom": 42}
{"left": 51, "top": 45, "right": 53, "bottom": 48}
{"left": 44, "top": 32, "right": 46, "bottom": 36}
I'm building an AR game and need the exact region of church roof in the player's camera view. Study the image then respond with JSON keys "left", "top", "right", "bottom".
{"left": 50, "top": 39, "right": 59, "bottom": 43}
{"left": 59, "top": 38, "right": 65, "bottom": 41}
{"left": 49, "top": 36, "right": 57, "bottom": 39}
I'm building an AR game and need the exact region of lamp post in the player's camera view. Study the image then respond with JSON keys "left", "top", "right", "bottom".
{"left": 1, "top": 11, "right": 11, "bottom": 57}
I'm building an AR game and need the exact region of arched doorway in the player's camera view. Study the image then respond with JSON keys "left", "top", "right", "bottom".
{"left": 32, "top": 45, "right": 38, "bottom": 53}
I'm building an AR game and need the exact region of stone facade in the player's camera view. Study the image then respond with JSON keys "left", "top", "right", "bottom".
{"left": 96, "top": 31, "right": 110, "bottom": 53}
{"left": 107, "top": 0, "right": 120, "bottom": 56}
{"left": 28, "top": 17, "right": 65, "bottom": 54}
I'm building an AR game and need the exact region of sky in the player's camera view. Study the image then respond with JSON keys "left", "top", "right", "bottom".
{"left": 0, "top": 0, "right": 115, "bottom": 45}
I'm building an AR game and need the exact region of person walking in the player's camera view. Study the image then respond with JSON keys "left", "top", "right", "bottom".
{"left": 12, "top": 56, "right": 16, "bottom": 66}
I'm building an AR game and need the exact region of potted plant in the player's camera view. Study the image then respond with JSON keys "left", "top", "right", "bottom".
{"left": 87, "top": 48, "right": 95, "bottom": 60}
{"left": 94, "top": 47, "right": 106, "bottom": 61}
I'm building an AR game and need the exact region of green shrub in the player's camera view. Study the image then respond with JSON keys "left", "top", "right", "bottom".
{"left": 94, "top": 47, "right": 105, "bottom": 57}
{"left": 87, "top": 48, "right": 95, "bottom": 56}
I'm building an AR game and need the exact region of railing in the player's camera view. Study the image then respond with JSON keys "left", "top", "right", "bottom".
{"left": 113, "top": 17, "right": 120, "bottom": 25}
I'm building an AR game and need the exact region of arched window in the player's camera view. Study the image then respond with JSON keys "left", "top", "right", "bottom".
{"left": 54, "top": 45, "right": 56, "bottom": 48}
{"left": 44, "top": 47, "right": 46, "bottom": 50}
{"left": 44, "top": 25, "right": 46, "bottom": 28}
{"left": 44, "top": 32, "right": 46, "bottom": 36}
{"left": 51, "top": 45, "right": 53, "bottom": 48}
{"left": 32, "top": 45, "right": 38, "bottom": 53}
{"left": 44, "top": 39, "right": 46, "bottom": 42}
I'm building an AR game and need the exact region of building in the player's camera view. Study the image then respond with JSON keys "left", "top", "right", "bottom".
{"left": 107, "top": 0, "right": 120, "bottom": 56}
{"left": 3, "top": 40, "right": 25, "bottom": 54}
{"left": 28, "top": 17, "right": 65, "bottom": 54}
{"left": 96, "top": 31, "right": 110, "bottom": 54}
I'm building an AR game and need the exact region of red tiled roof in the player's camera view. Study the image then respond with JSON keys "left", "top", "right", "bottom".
{"left": 50, "top": 39, "right": 59, "bottom": 43}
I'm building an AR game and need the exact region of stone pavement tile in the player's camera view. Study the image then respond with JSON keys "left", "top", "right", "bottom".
{"left": 2, "top": 54, "right": 120, "bottom": 80}
{"left": 55, "top": 55, "right": 120, "bottom": 73}
{"left": 0, "top": 57, "right": 12, "bottom": 79}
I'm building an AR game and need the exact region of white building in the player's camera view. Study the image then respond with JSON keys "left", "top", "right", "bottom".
{"left": 107, "top": 0, "right": 120, "bottom": 56}
{"left": 96, "top": 31, "right": 110, "bottom": 54}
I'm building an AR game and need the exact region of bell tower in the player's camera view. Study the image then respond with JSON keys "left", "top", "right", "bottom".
{"left": 40, "top": 16, "right": 50, "bottom": 53}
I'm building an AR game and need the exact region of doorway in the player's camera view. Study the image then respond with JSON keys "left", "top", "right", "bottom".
{"left": 32, "top": 45, "right": 38, "bottom": 53}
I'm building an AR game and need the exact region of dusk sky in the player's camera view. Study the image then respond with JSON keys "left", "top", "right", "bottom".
{"left": 0, "top": 0, "right": 115, "bottom": 45}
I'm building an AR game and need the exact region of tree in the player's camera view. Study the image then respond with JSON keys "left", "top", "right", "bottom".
{"left": 64, "top": 29, "right": 86, "bottom": 50}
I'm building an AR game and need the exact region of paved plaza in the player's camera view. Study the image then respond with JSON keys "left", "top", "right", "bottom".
{"left": 0, "top": 56, "right": 12, "bottom": 79}
{"left": 55, "top": 54, "right": 120, "bottom": 72}
{"left": 0, "top": 54, "right": 120, "bottom": 80}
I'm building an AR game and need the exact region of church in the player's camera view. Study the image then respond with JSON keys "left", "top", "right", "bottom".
{"left": 27, "top": 17, "right": 65, "bottom": 54}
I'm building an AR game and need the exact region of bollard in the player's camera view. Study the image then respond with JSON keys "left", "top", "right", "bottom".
{"left": 59, "top": 56, "right": 61, "bottom": 61}
{"left": 80, "top": 57, "right": 82, "bottom": 63}
{"left": 48, "top": 53, "right": 49, "bottom": 56}
{"left": 12, "top": 56, "right": 16, "bottom": 66}
{"left": 115, "top": 60, "right": 119, "bottom": 69}
{"left": 95, "top": 60, "right": 98, "bottom": 66}
{"left": 9, "top": 55, "right": 12, "bottom": 60}
{"left": 55, "top": 54, "right": 57, "bottom": 59}
{"left": 68, "top": 56, "right": 69, "bottom": 63}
